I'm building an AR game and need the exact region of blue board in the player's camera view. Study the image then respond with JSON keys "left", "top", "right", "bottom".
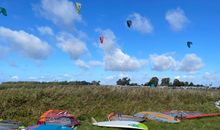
{"left": 26, "top": 124, "right": 73, "bottom": 130}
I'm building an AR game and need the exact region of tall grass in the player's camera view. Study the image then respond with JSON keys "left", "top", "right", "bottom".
{"left": 0, "top": 85, "right": 219, "bottom": 130}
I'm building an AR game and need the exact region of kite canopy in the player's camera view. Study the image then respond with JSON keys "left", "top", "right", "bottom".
{"left": 100, "top": 35, "right": 104, "bottom": 44}
{"left": 0, "top": 7, "right": 7, "bottom": 16}
{"left": 134, "top": 112, "right": 180, "bottom": 123}
{"left": 108, "top": 112, "right": 145, "bottom": 122}
{"left": 163, "top": 110, "right": 220, "bottom": 119}
{"left": 127, "top": 20, "right": 132, "bottom": 28}
{"left": 75, "top": 2, "right": 81, "bottom": 14}
{"left": 37, "top": 110, "right": 80, "bottom": 128}
{"left": 187, "top": 41, "right": 192, "bottom": 48}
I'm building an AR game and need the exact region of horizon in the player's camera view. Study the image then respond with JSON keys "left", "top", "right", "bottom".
{"left": 0, "top": 0, "right": 220, "bottom": 86}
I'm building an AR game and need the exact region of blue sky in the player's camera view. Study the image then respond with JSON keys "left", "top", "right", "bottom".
{"left": 0, "top": 0, "right": 220, "bottom": 86}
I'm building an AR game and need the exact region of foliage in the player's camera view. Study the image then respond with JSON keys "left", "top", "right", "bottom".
{"left": 161, "top": 78, "right": 170, "bottom": 86}
{"left": 116, "top": 77, "right": 130, "bottom": 86}
{"left": 146, "top": 77, "right": 159, "bottom": 87}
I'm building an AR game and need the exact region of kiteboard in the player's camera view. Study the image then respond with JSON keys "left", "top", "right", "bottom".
{"left": 92, "top": 117, "right": 148, "bottom": 130}
{"left": 26, "top": 124, "right": 74, "bottom": 130}
{"left": 134, "top": 112, "right": 180, "bottom": 123}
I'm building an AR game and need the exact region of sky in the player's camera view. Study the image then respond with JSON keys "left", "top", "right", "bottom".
{"left": 0, "top": 0, "right": 220, "bottom": 86}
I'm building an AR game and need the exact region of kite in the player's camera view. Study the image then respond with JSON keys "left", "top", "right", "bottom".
{"left": 127, "top": 20, "right": 132, "bottom": 28}
{"left": 187, "top": 41, "right": 192, "bottom": 48}
{"left": 100, "top": 36, "right": 104, "bottom": 44}
{"left": 75, "top": 2, "right": 81, "bottom": 14}
{"left": 0, "top": 7, "right": 7, "bottom": 16}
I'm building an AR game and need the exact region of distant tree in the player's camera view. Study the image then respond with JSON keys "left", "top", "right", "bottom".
{"left": 189, "top": 82, "right": 194, "bottom": 86}
{"left": 160, "top": 78, "right": 170, "bottom": 86}
{"left": 116, "top": 77, "right": 130, "bottom": 86}
{"left": 91, "top": 80, "right": 100, "bottom": 86}
{"left": 184, "top": 81, "right": 189, "bottom": 86}
{"left": 130, "top": 83, "right": 138, "bottom": 86}
{"left": 173, "top": 79, "right": 181, "bottom": 87}
{"left": 147, "top": 77, "right": 159, "bottom": 87}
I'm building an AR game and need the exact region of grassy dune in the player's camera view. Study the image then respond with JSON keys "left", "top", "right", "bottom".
{"left": 0, "top": 85, "right": 220, "bottom": 130}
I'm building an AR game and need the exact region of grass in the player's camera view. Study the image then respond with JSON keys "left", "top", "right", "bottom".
{"left": 0, "top": 85, "right": 220, "bottom": 130}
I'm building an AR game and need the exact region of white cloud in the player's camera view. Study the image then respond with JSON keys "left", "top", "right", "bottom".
{"left": 37, "top": 0, "right": 81, "bottom": 28}
{"left": 149, "top": 53, "right": 203, "bottom": 73}
{"left": 165, "top": 7, "right": 189, "bottom": 31}
{"left": 105, "top": 75, "right": 116, "bottom": 81}
{"left": 128, "top": 13, "right": 153, "bottom": 34}
{"left": 104, "top": 48, "right": 146, "bottom": 71}
{"left": 97, "top": 29, "right": 147, "bottom": 71}
{"left": 10, "top": 75, "right": 19, "bottom": 80}
{"left": 203, "top": 72, "right": 218, "bottom": 80}
{"left": 56, "top": 32, "right": 87, "bottom": 60}
{"left": 150, "top": 54, "right": 177, "bottom": 71}
{"left": 89, "top": 60, "right": 103, "bottom": 67}
{"left": 37, "top": 26, "right": 54, "bottom": 36}
{"left": 179, "top": 54, "right": 204, "bottom": 72}
{"left": 0, "top": 26, "right": 51, "bottom": 60}
{"left": 75, "top": 59, "right": 90, "bottom": 69}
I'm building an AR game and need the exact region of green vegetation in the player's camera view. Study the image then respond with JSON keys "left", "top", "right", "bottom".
{"left": 0, "top": 85, "right": 220, "bottom": 130}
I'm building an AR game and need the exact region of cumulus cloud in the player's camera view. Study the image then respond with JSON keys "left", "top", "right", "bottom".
{"left": 128, "top": 13, "right": 153, "bottom": 34}
{"left": 75, "top": 59, "right": 90, "bottom": 69}
{"left": 104, "top": 48, "right": 146, "bottom": 71}
{"left": 179, "top": 54, "right": 204, "bottom": 72}
{"left": 37, "top": 26, "right": 54, "bottom": 36}
{"left": 150, "top": 54, "right": 177, "bottom": 71}
{"left": 56, "top": 32, "right": 87, "bottom": 60}
{"left": 0, "top": 26, "right": 51, "bottom": 60}
{"left": 37, "top": 0, "right": 81, "bottom": 28}
{"left": 10, "top": 75, "right": 19, "bottom": 80}
{"left": 89, "top": 60, "right": 103, "bottom": 67}
{"left": 165, "top": 7, "right": 189, "bottom": 31}
{"left": 203, "top": 72, "right": 219, "bottom": 80}
{"left": 149, "top": 53, "right": 203, "bottom": 73}
{"left": 96, "top": 29, "right": 147, "bottom": 71}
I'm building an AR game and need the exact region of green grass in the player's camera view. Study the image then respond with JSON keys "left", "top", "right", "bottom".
{"left": 0, "top": 85, "right": 220, "bottom": 130}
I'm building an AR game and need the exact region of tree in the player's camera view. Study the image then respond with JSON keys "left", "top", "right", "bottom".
{"left": 189, "top": 82, "right": 194, "bottom": 86}
{"left": 147, "top": 77, "right": 159, "bottom": 87}
{"left": 173, "top": 79, "right": 181, "bottom": 87}
{"left": 161, "top": 78, "right": 170, "bottom": 86}
{"left": 116, "top": 77, "right": 130, "bottom": 86}
{"left": 91, "top": 80, "right": 100, "bottom": 86}
{"left": 184, "top": 81, "right": 189, "bottom": 86}
{"left": 130, "top": 83, "right": 138, "bottom": 86}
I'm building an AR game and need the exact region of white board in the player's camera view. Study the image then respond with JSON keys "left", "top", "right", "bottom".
{"left": 215, "top": 101, "right": 220, "bottom": 109}
{"left": 92, "top": 120, "right": 148, "bottom": 130}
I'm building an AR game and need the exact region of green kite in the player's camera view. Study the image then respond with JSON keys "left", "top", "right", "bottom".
{"left": 0, "top": 7, "right": 7, "bottom": 16}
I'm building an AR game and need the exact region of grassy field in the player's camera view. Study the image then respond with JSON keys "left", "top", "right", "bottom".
{"left": 0, "top": 85, "right": 220, "bottom": 130}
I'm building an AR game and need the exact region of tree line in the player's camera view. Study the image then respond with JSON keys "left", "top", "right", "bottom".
{"left": 116, "top": 77, "right": 204, "bottom": 87}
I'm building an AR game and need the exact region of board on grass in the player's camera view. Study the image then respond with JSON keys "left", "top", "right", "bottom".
{"left": 134, "top": 112, "right": 180, "bottom": 123}
{"left": 92, "top": 118, "right": 148, "bottom": 130}
{"left": 215, "top": 101, "right": 220, "bottom": 109}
